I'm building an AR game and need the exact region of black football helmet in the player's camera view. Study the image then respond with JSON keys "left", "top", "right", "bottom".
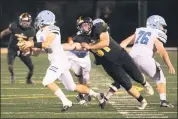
{"left": 76, "top": 16, "right": 93, "bottom": 35}
{"left": 19, "top": 13, "right": 32, "bottom": 28}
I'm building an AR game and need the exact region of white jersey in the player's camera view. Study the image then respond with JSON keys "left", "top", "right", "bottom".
{"left": 36, "top": 25, "right": 69, "bottom": 69}
{"left": 130, "top": 27, "right": 167, "bottom": 57}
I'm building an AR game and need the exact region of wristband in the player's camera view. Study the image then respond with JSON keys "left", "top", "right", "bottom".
{"left": 34, "top": 42, "right": 42, "bottom": 48}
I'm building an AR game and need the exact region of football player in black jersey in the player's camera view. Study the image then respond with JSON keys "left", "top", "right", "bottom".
{"left": 77, "top": 16, "right": 154, "bottom": 110}
{"left": 0, "top": 13, "right": 36, "bottom": 84}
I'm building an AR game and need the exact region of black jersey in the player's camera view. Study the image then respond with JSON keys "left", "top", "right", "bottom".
{"left": 72, "top": 32, "right": 91, "bottom": 44}
{"left": 70, "top": 33, "right": 91, "bottom": 58}
{"left": 8, "top": 22, "right": 36, "bottom": 51}
{"left": 90, "top": 19, "right": 124, "bottom": 64}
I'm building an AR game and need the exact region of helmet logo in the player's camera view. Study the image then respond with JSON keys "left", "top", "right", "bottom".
{"left": 78, "top": 20, "right": 84, "bottom": 24}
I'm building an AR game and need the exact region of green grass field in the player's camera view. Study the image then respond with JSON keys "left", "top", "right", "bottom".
{"left": 1, "top": 51, "right": 177, "bottom": 118}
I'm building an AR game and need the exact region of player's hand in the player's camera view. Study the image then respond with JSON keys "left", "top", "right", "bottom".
{"left": 19, "top": 40, "right": 34, "bottom": 50}
{"left": 15, "top": 34, "right": 27, "bottom": 39}
{"left": 168, "top": 66, "right": 176, "bottom": 75}
{"left": 81, "top": 42, "right": 90, "bottom": 50}
{"left": 31, "top": 48, "right": 41, "bottom": 56}
{"left": 72, "top": 42, "right": 82, "bottom": 50}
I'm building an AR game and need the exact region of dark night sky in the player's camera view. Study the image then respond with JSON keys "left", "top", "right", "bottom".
{"left": 0, "top": 0, "right": 178, "bottom": 47}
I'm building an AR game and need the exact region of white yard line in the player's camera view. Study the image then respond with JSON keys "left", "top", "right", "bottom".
{"left": 1, "top": 111, "right": 176, "bottom": 115}
{"left": 1, "top": 102, "right": 99, "bottom": 105}
{"left": 91, "top": 78, "right": 177, "bottom": 118}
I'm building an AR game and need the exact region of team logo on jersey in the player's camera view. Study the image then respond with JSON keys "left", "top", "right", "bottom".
{"left": 40, "top": 36, "right": 44, "bottom": 42}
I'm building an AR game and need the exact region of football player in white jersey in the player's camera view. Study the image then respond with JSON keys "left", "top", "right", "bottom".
{"left": 66, "top": 33, "right": 92, "bottom": 105}
{"left": 120, "top": 15, "right": 175, "bottom": 107}
{"left": 17, "top": 10, "right": 104, "bottom": 112}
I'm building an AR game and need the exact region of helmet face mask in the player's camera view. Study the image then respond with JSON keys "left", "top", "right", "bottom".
{"left": 77, "top": 17, "right": 93, "bottom": 35}
{"left": 160, "top": 25, "right": 167, "bottom": 33}
{"left": 19, "top": 13, "right": 32, "bottom": 28}
{"left": 78, "top": 22, "right": 92, "bottom": 35}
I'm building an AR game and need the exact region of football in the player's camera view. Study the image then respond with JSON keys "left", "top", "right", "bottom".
{"left": 21, "top": 47, "right": 32, "bottom": 56}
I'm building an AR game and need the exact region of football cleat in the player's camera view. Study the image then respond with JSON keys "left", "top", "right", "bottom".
{"left": 61, "top": 101, "right": 72, "bottom": 112}
{"left": 76, "top": 94, "right": 87, "bottom": 106}
{"left": 96, "top": 93, "right": 105, "bottom": 109}
{"left": 26, "top": 79, "right": 34, "bottom": 84}
{"left": 138, "top": 99, "right": 148, "bottom": 110}
{"left": 160, "top": 100, "right": 174, "bottom": 108}
{"left": 143, "top": 81, "right": 154, "bottom": 95}
{"left": 99, "top": 99, "right": 107, "bottom": 109}
{"left": 83, "top": 94, "right": 92, "bottom": 102}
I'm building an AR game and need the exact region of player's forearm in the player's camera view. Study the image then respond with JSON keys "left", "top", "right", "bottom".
{"left": 120, "top": 35, "right": 135, "bottom": 48}
{"left": 62, "top": 43, "right": 75, "bottom": 50}
{"left": 63, "top": 43, "right": 85, "bottom": 51}
{"left": 120, "top": 40, "right": 130, "bottom": 48}
{"left": 120, "top": 38, "right": 132, "bottom": 48}
{"left": 161, "top": 51, "right": 174, "bottom": 68}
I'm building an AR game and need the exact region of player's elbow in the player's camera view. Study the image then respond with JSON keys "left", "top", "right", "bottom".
{"left": 105, "top": 41, "right": 109, "bottom": 47}
{"left": 120, "top": 42, "right": 126, "bottom": 48}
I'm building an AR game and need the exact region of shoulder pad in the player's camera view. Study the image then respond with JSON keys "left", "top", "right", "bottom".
{"left": 155, "top": 29, "right": 167, "bottom": 43}
{"left": 9, "top": 22, "right": 18, "bottom": 31}
{"left": 93, "top": 18, "right": 105, "bottom": 26}
{"left": 47, "top": 25, "right": 60, "bottom": 34}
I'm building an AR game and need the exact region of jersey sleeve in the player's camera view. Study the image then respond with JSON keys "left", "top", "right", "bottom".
{"left": 8, "top": 22, "right": 18, "bottom": 33}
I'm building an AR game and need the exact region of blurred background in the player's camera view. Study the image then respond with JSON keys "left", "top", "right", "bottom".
{"left": 0, "top": 0, "right": 177, "bottom": 47}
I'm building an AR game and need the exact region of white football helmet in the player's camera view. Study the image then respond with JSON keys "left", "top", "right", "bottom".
{"left": 34, "top": 10, "right": 55, "bottom": 29}
{"left": 146, "top": 15, "right": 167, "bottom": 33}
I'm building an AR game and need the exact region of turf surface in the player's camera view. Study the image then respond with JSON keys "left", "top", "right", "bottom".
{"left": 1, "top": 51, "right": 177, "bottom": 118}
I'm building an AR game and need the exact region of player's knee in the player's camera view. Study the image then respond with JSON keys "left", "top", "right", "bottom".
{"left": 42, "top": 80, "right": 49, "bottom": 87}
{"left": 123, "top": 83, "right": 132, "bottom": 91}
{"left": 65, "top": 83, "right": 76, "bottom": 91}
{"left": 29, "top": 64, "right": 34, "bottom": 72}
{"left": 83, "top": 72, "right": 90, "bottom": 84}
{"left": 42, "top": 77, "right": 54, "bottom": 87}
{"left": 8, "top": 65, "right": 13, "bottom": 70}
{"left": 154, "top": 70, "right": 166, "bottom": 84}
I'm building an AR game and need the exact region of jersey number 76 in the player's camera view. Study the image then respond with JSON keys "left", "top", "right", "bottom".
{"left": 135, "top": 30, "right": 151, "bottom": 45}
